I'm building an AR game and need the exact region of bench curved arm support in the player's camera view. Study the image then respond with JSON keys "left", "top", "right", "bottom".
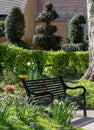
{"left": 66, "top": 85, "right": 86, "bottom": 96}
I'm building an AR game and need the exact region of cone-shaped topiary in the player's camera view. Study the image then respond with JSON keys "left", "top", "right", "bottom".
{"left": 5, "top": 6, "right": 25, "bottom": 42}
{"left": 5, "top": 6, "right": 30, "bottom": 49}
{"left": 33, "top": 2, "right": 62, "bottom": 50}
{"left": 69, "top": 13, "right": 86, "bottom": 43}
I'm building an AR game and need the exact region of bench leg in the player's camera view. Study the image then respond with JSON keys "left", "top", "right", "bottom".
{"left": 83, "top": 97, "right": 87, "bottom": 116}
{"left": 51, "top": 94, "right": 53, "bottom": 107}
{"left": 84, "top": 108, "right": 87, "bottom": 116}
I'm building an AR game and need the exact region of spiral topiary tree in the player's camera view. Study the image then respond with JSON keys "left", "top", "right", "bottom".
{"left": 33, "top": 2, "right": 62, "bottom": 50}
{"left": 69, "top": 13, "right": 86, "bottom": 43}
{"left": 5, "top": 6, "right": 30, "bottom": 49}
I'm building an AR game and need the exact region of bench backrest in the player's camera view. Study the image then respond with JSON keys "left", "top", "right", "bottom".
{"left": 22, "top": 76, "right": 67, "bottom": 104}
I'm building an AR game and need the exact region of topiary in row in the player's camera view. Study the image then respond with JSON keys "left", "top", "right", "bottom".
{"left": 4, "top": 7, "right": 31, "bottom": 49}
{"left": 33, "top": 2, "right": 62, "bottom": 50}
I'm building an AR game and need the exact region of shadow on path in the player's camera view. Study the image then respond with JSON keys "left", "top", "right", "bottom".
{"left": 72, "top": 117, "right": 94, "bottom": 127}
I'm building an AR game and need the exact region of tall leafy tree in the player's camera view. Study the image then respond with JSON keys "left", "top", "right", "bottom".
{"left": 33, "top": 2, "right": 62, "bottom": 50}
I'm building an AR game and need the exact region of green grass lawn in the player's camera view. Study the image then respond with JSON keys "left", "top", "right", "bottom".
{"left": 66, "top": 79, "right": 94, "bottom": 109}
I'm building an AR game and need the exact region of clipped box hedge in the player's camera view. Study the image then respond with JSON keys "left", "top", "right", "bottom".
{"left": 49, "top": 51, "right": 89, "bottom": 77}
{"left": 0, "top": 44, "right": 89, "bottom": 77}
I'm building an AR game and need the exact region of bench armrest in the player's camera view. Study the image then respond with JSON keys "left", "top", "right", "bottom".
{"left": 66, "top": 85, "right": 86, "bottom": 96}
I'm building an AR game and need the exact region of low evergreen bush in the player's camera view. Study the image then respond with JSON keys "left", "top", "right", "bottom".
{"left": 61, "top": 43, "right": 88, "bottom": 52}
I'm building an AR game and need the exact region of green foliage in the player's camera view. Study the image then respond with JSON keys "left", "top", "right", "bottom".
{"left": 8, "top": 40, "right": 31, "bottom": 49}
{"left": 0, "top": 44, "right": 31, "bottom": 76}
{"left": 67, "top": 79, "right": 94, "bottom": 109}
{"left": 33, "top": 2, "right": 62, "bottom": 50}
{"left": 4, "top": 6, "right": 30, "bottom": 49}
{"left": 69, "top": 14, "right": 86, "bottom": 43}
{"left": 0, "top": 44, "right": 48, "bottom": 77}
{"left": 52, "top": 99, "right": 77, "bottom": 126}
{"left": 5, "top": 6, "right": 25, "bottom": 41}
{"left": 36, "top": 2, "right": 59, "bottom": 25}
{"left": 0, "top": 98, "right": 10, "bottom": 126}
{"left": 0, "top": 97, "right": 42, "bottom": 130}
{"left": 0, "top": 96, "right": 79, "bottom": 130}
{"left": 35, "top": 25, "right": 57, "bottom": 34}
{"left": 0, "top": 22, "right": 5, "bottom": 37}
{"left": 0, "top": 44, "right": 89, "bottom": 78}
{"left": 2, "top": 70, "right": 18, "bottom": 85}
{"left": 69, "top": 24, "right": 84, "bottom": 43}
{"left": 14, "top": 99, "right": 41, "bottom": 129}
{"left": 70, "top": 14, "right": 86, "bottom": 25}
{"left": 61, "top": 43, "right": 88, "bottom": 52}
{"left": 45, "top": 51, "right": 89, "bottom": 77}
{"left": 26, "top": 61, "right": 46, "bottom": 80}
{"left": 33, "top": 35, "right": 62, "bottom": 50}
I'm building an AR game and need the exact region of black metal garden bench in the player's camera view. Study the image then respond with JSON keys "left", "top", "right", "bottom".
{"left": 22, "top": 76, "right": 87, "bottom": 116}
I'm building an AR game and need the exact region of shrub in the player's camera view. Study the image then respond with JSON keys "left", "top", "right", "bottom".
{"left": 5, "top": 6, "right": 25, "bottom": 42}
{"left": 69, "top": 14, "right": 86, "bottom": 43}
{"left": 4, "top": 7, "right": 30, "bottom": 49}
{"left": 0, "top": 44, "right": 47, "bottom": 77}
{"left": 33, "top": 35, "right": 62, "bottom": 50}
{"left": 0, "top": 44, "right": 31, "bottom": 76}
{"left": 8, "top": 40, "right": 31, "bottom": 49}
{"left": 0, "top": 44, "right": 89, "bottom": 78}
{"left": 61, "top": 43, "right": 88, "bottom": 52}
{"left": 46, "top": 51, "right": 89, "bottom": 77}
{"left": 35, "top": 25, "right": 57, "bottom": 34}
{"left": 33, "top": 2, "right": 62, "bottom": 50}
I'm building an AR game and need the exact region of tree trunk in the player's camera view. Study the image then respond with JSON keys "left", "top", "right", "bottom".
{"left": 82, "top": 0, "right": 94, "bottom": 81}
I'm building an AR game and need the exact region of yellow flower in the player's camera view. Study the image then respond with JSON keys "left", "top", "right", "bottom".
{"left": 18, "top": 75, "right": 27, "bottom": 79}
{"left": 53, "top": 99, "right": 59, "bottom": 104}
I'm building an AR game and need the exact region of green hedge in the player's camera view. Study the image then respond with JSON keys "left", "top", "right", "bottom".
{"left": 0, "top": 44, "right": 48, "bottom": 76}
{"left": 0, "top": 44, "right": 89, "bottom": 77}
{"left": 46, "top": 51, "right": 89, "bottom": 77}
